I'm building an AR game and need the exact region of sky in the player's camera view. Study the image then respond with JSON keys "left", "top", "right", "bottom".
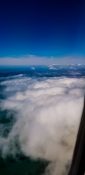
{"left": 0, "top": 0, "right": 85, "bottom": 65}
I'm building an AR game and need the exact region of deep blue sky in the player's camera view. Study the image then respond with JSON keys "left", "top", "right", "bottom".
{"left": 0, "top": 0, "right": 85, "bottom": 58}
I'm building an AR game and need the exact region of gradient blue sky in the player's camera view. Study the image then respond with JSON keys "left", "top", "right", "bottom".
{"left": 0, "top": 0, "right": 85, "bottom": 65}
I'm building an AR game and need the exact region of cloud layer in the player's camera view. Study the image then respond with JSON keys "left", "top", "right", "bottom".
{"left": 0, "top": 55, "right": 85, "bottom": 65}
{"left": 0, "top": 76, "right": 85, "bottom": 175}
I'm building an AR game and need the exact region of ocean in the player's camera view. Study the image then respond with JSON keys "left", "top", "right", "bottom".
{"left": 0, "top": 65, "right": 85, "bottom": 175}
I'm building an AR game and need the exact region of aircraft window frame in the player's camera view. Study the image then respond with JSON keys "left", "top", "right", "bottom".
{"left": 68, "top": 97, "right": 85, "bottom": 175}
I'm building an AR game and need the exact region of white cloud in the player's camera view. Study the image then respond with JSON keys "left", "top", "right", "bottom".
{"left": 0, "top": 76, "right": 85, "bottom": 175}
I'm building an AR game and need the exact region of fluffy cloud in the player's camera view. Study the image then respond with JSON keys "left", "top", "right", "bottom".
{"left": 0, "top": 76, "right": 85, "bottom": 175}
